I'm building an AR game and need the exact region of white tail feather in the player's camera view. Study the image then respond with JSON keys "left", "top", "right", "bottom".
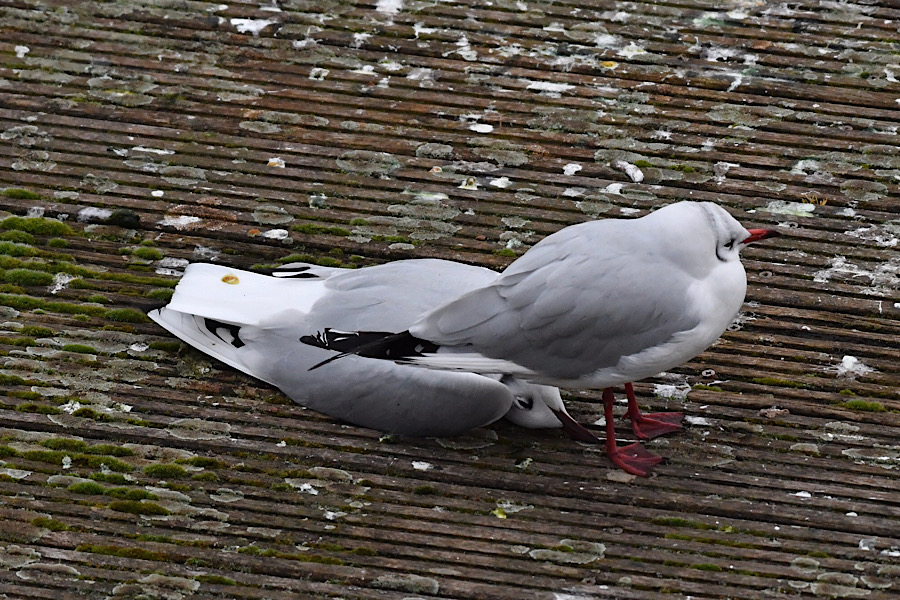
{"left": 166, "top": 264, "right": 327, "bottom": 327}
{"left": 148, "top": 307, "right": 276, "bottom": 384}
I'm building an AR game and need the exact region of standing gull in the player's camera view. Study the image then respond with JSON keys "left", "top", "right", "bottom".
{"left": 307, "top": 201, "right": 780, "bottom": 475}
{"left": 148, "top": 259, "right": 592, "bottom": 439}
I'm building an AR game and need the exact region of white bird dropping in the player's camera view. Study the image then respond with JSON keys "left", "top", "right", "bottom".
{"left": 613, "top": 160, "right": 644, "bottom": 183}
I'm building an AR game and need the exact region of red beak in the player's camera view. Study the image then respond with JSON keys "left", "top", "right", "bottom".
{"left": 744, "top": 228, "right": 780, "bottom": 245}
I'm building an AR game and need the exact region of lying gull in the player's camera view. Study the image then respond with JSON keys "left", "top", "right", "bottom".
{"left": 148, "top": 259, "right": 594, "bottom": 439}
{"left": 306, "top": 201, "right": 780, "bottom": 475}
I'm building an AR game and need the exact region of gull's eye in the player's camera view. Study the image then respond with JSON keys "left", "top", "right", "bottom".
{"left": 724, "top": 239, "right": 735, "bottom": 250}
{"left": 514, "top": 396, "right": 534, "bottom": 410}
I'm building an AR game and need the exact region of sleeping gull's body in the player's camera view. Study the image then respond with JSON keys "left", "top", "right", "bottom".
{"left": 148, "top": 259, "right": 589, "bottom": 438}
{"left": 307, "top": 201, "right": 780, "bottom": 475}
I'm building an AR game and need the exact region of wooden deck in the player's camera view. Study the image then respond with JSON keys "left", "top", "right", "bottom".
{"left": 1, "top": 1, "right": 898, "bottom": 598}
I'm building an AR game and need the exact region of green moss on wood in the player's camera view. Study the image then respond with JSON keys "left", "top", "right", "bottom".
{"left": 651, "top": 516, "right": 716, "bottom": 530}
{"left": 20, "top": 325, "right": 53, "bottom": 337}
{"left": 182, "top": 457, "right": 225, "bottom": 469}
{"left": 0, "top": 242, "right": 38, "bottom": 257}
{"left": 149, "top": 340, "right": 181, "bottom": 352}
{"left": 108, "top": 500, "right": 171, "bottom": 516}
{"left": 144, "top": 463, "right": 188, "bottom": 479}
{"left": 71, "top": 407, "right": 111, "bottom": 421}
{"left": 41, "top": 438, "right": 88, "bottom": 452}
{"left": 0, "top": 293, "right": 104, "bottom": 317}
{"left": 127, "top": 418, "right": 166, "bottom": 428}
{"left": 76, "top": 543, "right": 167, "bottom": 561}
{"left": 841, "top": 399, "right": 886, "bottom": 412}
{"left": 4, "top": 268, "right": 54, "bottom": 286}
{"left": 292, "top": 223, "right": 351, "bottom": 236}
{"left": 89, "top": 472, "right": 130, "bottom": 485}
{"left": 31, "top": 517, "right": 69, "bottom": 531}
{"left": 1, "top": 373, "right": 48, "bottom": 386}
{"left": 1, "top": 216, "right": 74, "bottom": 236}
{"left": 692, "top": 384, "right": 724, "bottom": 392}
{"left": 106, "top": 487, "right": 157, "bottom": 501}
{"left": 22, "top": 449, "right": 132, "bottom": 471}
{"left": 0, "top": 230, "right": 35, "bottom": 244}
{"left": 67, "top": 481, "right": 107, "bottom": 495}
{"left": 751, "top": 377, "right": 807, "bottom": 389}
{"left": 132, "top": 247, "right": 163, "bottom": 260}
{"left": 16, "top": 403, "right": 62, "bottom": 415}
{"left": 61, "top": 343, "right": 98, "bottom": 354}
{"left": 195, "top": 574, "right": 236, "bottom": 585}
{"left": 0, "top": 336, "right": 37, "bottom": 346}
{"left": 0, "top": 445, "right": 21, "bottom": 458}
{"left": 145, "top": 288, "right": 174, "bottom": 301}
{"left": 88, "top": 444, "right": 134, "bottom": 457}
{"left": 2, "top": 188, "right": 42, "bottom": 200}
{"left": 106, "top": 308, "right": 149, "bottom": 323}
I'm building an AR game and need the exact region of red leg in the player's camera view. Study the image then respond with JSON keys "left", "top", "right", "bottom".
{"left": 603, "top": 388, "right": 663, "bottom": 477}
{"left": 624, "top": 382, "right": 683, "bottom": 440}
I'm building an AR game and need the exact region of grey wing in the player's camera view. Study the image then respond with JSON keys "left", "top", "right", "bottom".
{"left": 308, "top": 259, "right": 499, "bottom": 332}
{"left": 412, "top": 225, "right": 701, "bottom": 380}
{"left": 152, "top": 308, "right": 512, "bottom": 436}
{"left": 245, "top": 331, "right": 514, "bottom": 436}
{"left": 411, "top": 223, "right": 595, "bottom": 343}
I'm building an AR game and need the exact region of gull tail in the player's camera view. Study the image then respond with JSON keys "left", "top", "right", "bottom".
{"left": 148, "top": 307, "right": 275, "bottom": 385}
{"left": 164, "top": 263, "right": 332, "bottom": 327}
{"left": 303, "top": 329, "right": 438, "bottom": 370}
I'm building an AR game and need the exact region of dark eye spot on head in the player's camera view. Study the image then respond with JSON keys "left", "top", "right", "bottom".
{"left": 514, "top": 396, "right": 534, "bottom": 410}
{"left": 724, "top": 239, "right": 735, "bottom": 250}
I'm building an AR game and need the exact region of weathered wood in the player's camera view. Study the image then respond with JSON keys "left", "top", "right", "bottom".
{"left": 1, "top": 0, "right": 898, "bottom": 598}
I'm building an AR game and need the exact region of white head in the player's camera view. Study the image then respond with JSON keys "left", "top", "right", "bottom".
{"left": 502, "top": 376, "right": 566, "bottom": 429}
{"left": 696, "top": 202, "right": 780, "bottom": 262}
{"left": 502, "top": 377, "right": 602, "bottom": 443}
{"left": 643, "top": 202, "right": 779, "bottom": 276}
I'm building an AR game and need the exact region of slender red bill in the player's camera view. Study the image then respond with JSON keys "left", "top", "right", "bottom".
{"left": 744, "top": 228, "right": 780, "bottom": 245}
{"left": 550, "top": 409, "right": 602, "bottom": 444}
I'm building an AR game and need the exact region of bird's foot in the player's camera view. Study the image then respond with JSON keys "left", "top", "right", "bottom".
{"left": 627, "top": 411, "right": 684, "bottom": 440}
{"left": 607, "top": 442, "right": 664, "bottom": 477}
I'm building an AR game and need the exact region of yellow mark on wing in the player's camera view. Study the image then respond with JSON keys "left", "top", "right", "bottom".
{"left": 221, "top": 274, "right": 240, "bottom": 285}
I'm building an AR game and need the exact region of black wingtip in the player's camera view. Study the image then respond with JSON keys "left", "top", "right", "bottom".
{"left": 255, "top": 264, "right": 321, "bottom": 278}
{"left": 309, "top": 351, "right": 352, "bottom": 370}
{"left": 302, "top": 330, "right": 439, "bottom": 370}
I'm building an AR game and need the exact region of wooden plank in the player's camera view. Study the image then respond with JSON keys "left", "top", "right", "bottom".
{"left": 1, "top": 0, "right": 898, "bottom": 598}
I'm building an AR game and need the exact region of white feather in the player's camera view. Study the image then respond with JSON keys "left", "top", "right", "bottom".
{"left": 165, "top": 263, "right": 327, "bottom": 326}
{"left": 148, "top": 307, "right": 274, "bottom": 384}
